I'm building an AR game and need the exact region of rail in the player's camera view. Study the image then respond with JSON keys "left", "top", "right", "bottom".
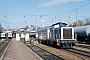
{"left": 26, "top": 44, "right": 64, "bottom": 60}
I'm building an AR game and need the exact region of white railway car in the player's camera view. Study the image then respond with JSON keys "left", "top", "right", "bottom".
{"left": 7, "top": 33, "right": 12, "bottom": 39}
{"left": 1, "top": 33, "right": 7, "bottom": 39}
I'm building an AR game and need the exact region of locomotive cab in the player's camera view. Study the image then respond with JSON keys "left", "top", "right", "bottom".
{"left": 50, "top": 22, "right": 76, "bottom": 48}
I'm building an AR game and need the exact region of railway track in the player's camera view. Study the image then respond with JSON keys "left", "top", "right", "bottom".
{"left": 26, "top": 44, "right": 64, "bottom": 60}
{"left": 76, "top": 43, "right": 90, "bottom": 49}
{"left": 0, "top": 39, "right": 11, "bottom": 57}
{"left": 35, "top": 43, "right": 90, "bottom": 60}
{"left": 25, "top": 42, "right": 90, "bottom": 60}
{"left": 41, "top": 43, "right": 90, "bottom": 58}
{"left": 66, "top": 48, "right": 90, "bottom": 57}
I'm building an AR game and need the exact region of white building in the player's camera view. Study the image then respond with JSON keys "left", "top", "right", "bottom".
{"left": 16, "top": 31, "right": 30, "bottom": 41}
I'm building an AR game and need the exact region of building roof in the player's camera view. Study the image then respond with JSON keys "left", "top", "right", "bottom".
{"left": 16, "top": 31, "right": 30, "bottom": 34}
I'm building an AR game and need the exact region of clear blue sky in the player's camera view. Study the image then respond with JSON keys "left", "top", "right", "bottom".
{"left": 0, "top": 0, "right": 90, "bottom": 29}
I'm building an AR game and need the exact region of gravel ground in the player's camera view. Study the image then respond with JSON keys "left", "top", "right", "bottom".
{"left": 35, "top": 44, "right": 90, "bottom": 60}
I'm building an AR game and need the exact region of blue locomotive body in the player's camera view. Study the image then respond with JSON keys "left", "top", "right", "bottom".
{"left": 37, "top": 22, "right": 76, "bottom": 48}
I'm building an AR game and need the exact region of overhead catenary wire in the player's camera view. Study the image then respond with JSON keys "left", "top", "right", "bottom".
{"left": 0, "top": 10, "right": 7, "bottom": 19}
{"left": 0, "top": 18, "right": 11, "bottom": 29}
{"left": 47, "top": 0, "right": 76, "bottom": 15}
{"left": 69, "top": 11, "right": 90, "bottom": 19}
{"left": 27, "top": 0, "right": 49, "bottom": 20}
{"left": 66, "top": 9, "right": 90, "bottom": 18}
{"left": 69, "top": 2, "right": 90, "bottom": 20}
{"left": 36, "top": 0, "right": 49, "bottom": 12}
{"left": 23, "top": 0, "right": 38, "bottom": 17}
{"left": 0, "top": 10, "right": 11, "bottom": 29}
{"left": 19, "top": 0, "right": 39, "bottom": 25}
{"left": 55, "top": 1, "right": 90, "bottom": 19}
{"left": 49, "top": 1, "right": 90, "bottom": 25}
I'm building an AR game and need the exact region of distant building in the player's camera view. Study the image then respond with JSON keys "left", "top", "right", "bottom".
{"left": 24, "top": 25, "right": 33, "bottom": 31}
{"left": 16, "top": 31, "right": 30, "bottom": 41}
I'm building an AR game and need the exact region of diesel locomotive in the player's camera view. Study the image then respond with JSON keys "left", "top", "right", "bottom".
{"left": 37, "top": 22, "right": 76, "bottom": 48}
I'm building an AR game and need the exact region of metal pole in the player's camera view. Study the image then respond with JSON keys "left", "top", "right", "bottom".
{"left": 76, "top": 8, "right": 78, "bottom": 26}
{"left": 36, "top": 0, "right": 38, "bottom": 44}
{"left": 68, "top": 12, "right": 69, "bottom": 25}
{"left": 52, "top": 18, "right": 53, "bottom": 24}
{"left": 42, "top": 19, "right": 44, "bottom": 27}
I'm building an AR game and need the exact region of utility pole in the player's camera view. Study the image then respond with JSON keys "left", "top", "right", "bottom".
{"left": 36, "top": 0, "right": 38, "bottom": 44}
{"left": 52, "top": 18, "right": 53, "bottom": 24}
{"left": 68, "top": 12, "right": 70, "bottom": 25}
{"left": 76, "top": 8, "right": 78, "bottom": 26}
{"left": 42, "top": 19, "right": 44, "bottom": 27}
{"left": 37, "top": 19, "right": 51, "bottom": 28}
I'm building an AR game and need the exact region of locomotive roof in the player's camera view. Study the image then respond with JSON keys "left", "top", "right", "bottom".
{"left": 52, "top": 22, "right": 67, "bottom": 26}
